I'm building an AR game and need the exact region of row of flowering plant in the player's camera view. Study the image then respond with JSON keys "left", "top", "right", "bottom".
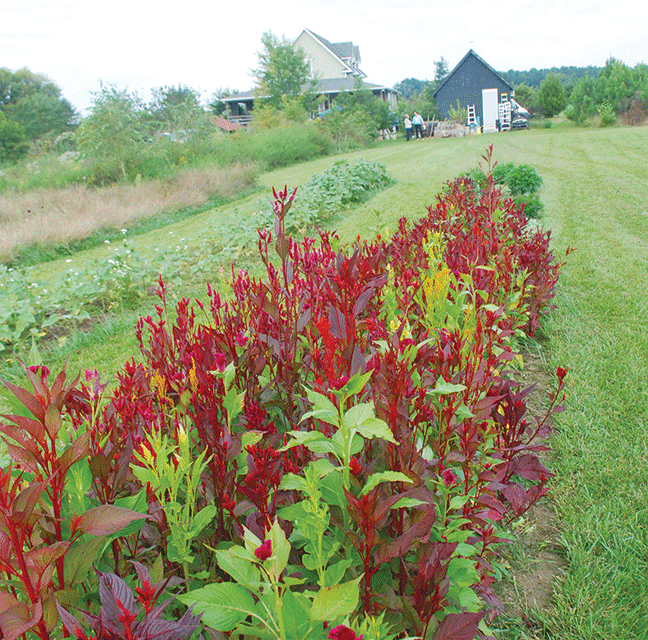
{"left": 0, "top": 147, "right": 569, "bottom": 639}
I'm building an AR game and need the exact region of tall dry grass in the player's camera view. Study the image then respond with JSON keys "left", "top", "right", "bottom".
{"left": 0, "top": 164, "right": 257, "bottom": 260}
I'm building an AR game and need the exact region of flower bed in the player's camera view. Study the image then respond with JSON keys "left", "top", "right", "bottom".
{"left": 0, "top": 147, "right": 569, "bottom": 640}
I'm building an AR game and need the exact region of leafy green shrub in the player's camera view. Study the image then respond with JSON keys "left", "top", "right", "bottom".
{"left": 463, "top": 161, "right": 545, "bottom": 218}
{"left": 137, "top": 150, "right": 174, "bottom": 180}
{"left": 598, "top": 99, "right": 617, "bottom": 127}
{"left": 507, "top": 164, "right": 544, "bottom": 196}
{"left": 264, "top": 159, "right": 394, "bottom": 234}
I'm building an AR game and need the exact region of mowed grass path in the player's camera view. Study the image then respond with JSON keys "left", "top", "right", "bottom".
{"left": 7, "top": 125, "right": 648, "bottom": 638}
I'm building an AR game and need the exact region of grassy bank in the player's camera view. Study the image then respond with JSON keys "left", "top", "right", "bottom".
{"left": 3, "top": 124, "right": 648, "bottom": 638}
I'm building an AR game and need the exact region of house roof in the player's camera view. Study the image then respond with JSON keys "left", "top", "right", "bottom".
{"left": 310, "top": 77, "right": 393, "bottom": 94}
{"left": 220, "top": 77, "right": 396, "bottom": 104}
{"left": 433, "top": 49, "right": 514, "bottom": 97}
{"left": 300, "top": 28, "right": 366, "bottom": 78}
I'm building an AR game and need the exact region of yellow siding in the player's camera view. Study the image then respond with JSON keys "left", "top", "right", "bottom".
{"left": 294, "top": 31, "right": 348, "bottom": 79}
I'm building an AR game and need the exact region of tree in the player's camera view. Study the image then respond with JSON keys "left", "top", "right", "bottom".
{"left": 394, "top": 78, "right": 425, "bottom": 100}
{"left": 537, "top": 74, "right": 567, "bottom": 117}
{"left": 513, "top": 83, "right": 538, "bottom": 116}
{"left": 147, "top": 84, "right": 210, "bottom": 134}
{"left": 251, "top": 31, "right": 311, "bottom": 108}
{"left": 0, "top": 67, "right": 78, "bottom": 140}
{"left": 0, "top": 67, "right": 60, "bottom": 107}
{"left": 77, "top": 84, "right": 147, "bottom": 183}
{"left": 0, "top": 110, "right": 29, "bottom": 163}
{"left": 4, "top": 92, "right": 76, "bottom": 139}
{"left": 434, "top": 57, "right": 450, "bottom": 85}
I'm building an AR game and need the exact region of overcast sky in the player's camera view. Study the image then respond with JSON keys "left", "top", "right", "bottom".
{"left": 2, "top": 0, "right": 647, "bottom": 114}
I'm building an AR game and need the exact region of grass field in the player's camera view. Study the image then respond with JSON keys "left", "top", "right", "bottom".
{"left": 3, "top": 123, "right": 648, "bottom": 639}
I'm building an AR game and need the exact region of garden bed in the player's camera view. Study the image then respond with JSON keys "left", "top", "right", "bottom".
{"left": 0, "top": 147, "right": 569, "bottom": 640}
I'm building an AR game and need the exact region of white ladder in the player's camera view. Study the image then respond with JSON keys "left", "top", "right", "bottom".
{"left": 498, "top": 100, "right": 511, "bottom": 131}
{"left": 467, "top": 104, "right": 477, "bottom": 126}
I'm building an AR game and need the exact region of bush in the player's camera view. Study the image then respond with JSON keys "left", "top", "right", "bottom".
{"left": 598, "top": 99, "right": 617, "bottom": 127}
{"left": 463, "top": 161, "right": 545, "bottom": 219}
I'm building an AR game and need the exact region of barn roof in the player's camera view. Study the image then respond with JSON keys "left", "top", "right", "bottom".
{"left": 433, "top": 49, "right": 514, "bottom": 97}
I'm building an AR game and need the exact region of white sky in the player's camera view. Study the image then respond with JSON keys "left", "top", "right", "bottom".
{"left": 2, "top": 0, "right": 647, "bottom": 114}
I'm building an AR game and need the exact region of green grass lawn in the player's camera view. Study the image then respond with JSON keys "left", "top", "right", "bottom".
{"left": 3, "top": 123, "right": 648, "bottom": 639}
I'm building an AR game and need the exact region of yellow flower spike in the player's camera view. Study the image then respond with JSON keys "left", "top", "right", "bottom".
{"left": 188, "top": 358, "right": 198, "bottom": 392}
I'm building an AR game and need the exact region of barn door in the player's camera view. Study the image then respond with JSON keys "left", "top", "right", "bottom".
{"left": 482, "top": 88, "right": 498, "bottom": 132}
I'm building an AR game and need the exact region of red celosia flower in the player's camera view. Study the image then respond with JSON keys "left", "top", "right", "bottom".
{"left": 349, "top": 457, "right": 362, "bottom": 476}
{"left": 327, "top": 624, "right": 363, "bottom": 640}
{"left": 234, "top": 331, "right": 249, "bottom": 347}
{"left": 442, "top": 469, "right": 459, "bottom": 487}
{"left": 556, "top": 366, "right": 568, "bottom": 382}
{"left": 254, "top": 539, "right": 272, "bottom": 561}
{"left": 27, "top": 364, "right": 50, "bottom": 383}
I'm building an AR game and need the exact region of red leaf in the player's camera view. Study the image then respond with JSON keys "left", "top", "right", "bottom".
{"left": 432, "top": 611, "right": 485, "bottom": 640}
{"left": 11, "top": 481, "right": 47, "bottom": 524}
{"left": 56, "top": 433, "right": 91, "bottom": 475}
{"left": 0, "top": 414, "right": 46, "bottom": 446}
{"left": 3, "top": 441, "right": 43, "bottom": 476}
{"left": 77, "top": 505, "right": 147, "bottom": 536}
{"left": 0, "top": 600, "right": 43, "bottom": 640}
{"left": 1, "top": 381, "right": 45, "bottom": 421}
{"left": 44, "top": 404, "right": 62, "bottom": 439}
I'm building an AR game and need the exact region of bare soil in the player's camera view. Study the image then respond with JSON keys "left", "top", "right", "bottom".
{"left": 496, "top": 349, "right": 567, "bottom": 633}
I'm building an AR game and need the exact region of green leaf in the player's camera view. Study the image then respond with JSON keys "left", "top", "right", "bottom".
{"left": 188, "top": 504, "right": 217, "bottom": 537}
{"left": 454, "top": 403, "right": 475, "bottom": 421}
{"left": 449, "top": 494, "right": 471, "bottom": 511}
{"left": 300, "top": 408, "right": 339, "bottom": 428}
{"left": 111, "top": 489, "right": 148, "bottom": 537}
{"left": 64, "top": 536, "right": 106, "bottom": 585}
{"left": 216, "top": 546, "right": 261, "bottom": 591}
{"left": 278, "top": 501, "right": 309, "bottom": 522}
{"left": 223, "top": 387, "right": 245, "bottom": 424}
{"left": 353, "top": 417, "right": 397, "bottom": 444}
{"left": 310, "top": 577, "right": 361, "bottom": 620}
{"left": 280, "top": 473, "right": 308, "bottom": 492}
{"left": 432, "top": 379, "right": 467, "bottom": 395}
{"left": 282, "top": 431, "right": 341, "bottom": 456}
{"left": 447, "top": 557, "right": 480, "bottom": 588}
{"left": 344, "top": 402, "right": 374, "bottom": 428}
{"left": 390, "top": 497, "right": 427, "bottom": 510}
{"left": 337, "top": 370, "right": 372, "bottom": 401}
{"left": 323, "top": 558, "right": 353, "bottom": 587}
{"left": 177, "top": 583, "right": 256, "bottom": 631}
{"left": 305, "top": 389, "right": 339, "bottom": 416}
{"left": 362, "top": 471, "right": 413, "bottom": 495}
{"left": 269, "top": 518, "right": 291, "bottom": 581}
{"left": 281, "top": 588, "right": 313, "bottom": 640}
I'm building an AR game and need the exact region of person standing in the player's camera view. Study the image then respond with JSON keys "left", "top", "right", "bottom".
{"left": 413, "top": 112, "right": 424, "bottom": 139}
{"left": 404, "top": 114, "right": 413, "bottom": 141}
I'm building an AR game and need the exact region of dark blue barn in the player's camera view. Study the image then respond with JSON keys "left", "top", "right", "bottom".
{"left": 433, "top": 50, "right": 514, "bottom": 132}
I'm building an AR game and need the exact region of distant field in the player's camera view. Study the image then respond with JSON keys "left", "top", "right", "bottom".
{"left": 4, "top": 123, "right": 648, "bottom": 639}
